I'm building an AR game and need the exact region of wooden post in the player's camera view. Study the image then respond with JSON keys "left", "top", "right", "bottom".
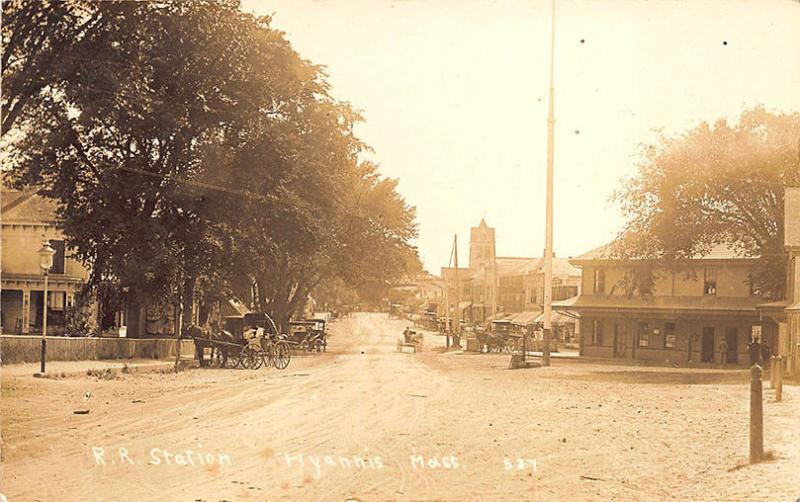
{"left": 775, "top": 356, "right": 783, "bottom": 402}
{"left": 770, "top": 355, "right": 776, "bottom": 388}
{"left": 749, "top": 364, "right": 763, "bottom": 463}
{"left": 174, "top": 303, "right": 183, "bottom": 372}
{"left": 453, "top": 234, "right": 461, "bottom": 350}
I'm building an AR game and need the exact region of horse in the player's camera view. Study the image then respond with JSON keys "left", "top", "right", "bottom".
{"left": 187, "top": 325, "right": 241, "bottom": 367}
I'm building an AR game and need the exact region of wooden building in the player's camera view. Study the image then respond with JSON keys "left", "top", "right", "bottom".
{"left": 1, "top": 189, "right": 95, "bottom": 335}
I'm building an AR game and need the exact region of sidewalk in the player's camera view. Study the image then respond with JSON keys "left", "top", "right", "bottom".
{"left": 0, "top": 358, "right": 193, "bottom": 378}
{"left": 458, "top": 349, "right": 580, "bottom": 359}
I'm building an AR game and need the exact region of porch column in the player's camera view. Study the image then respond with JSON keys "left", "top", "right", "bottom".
{"left": 787, "top": 312, "right": 799, "bottom": 377}
{"left": 21, "top": 288, "right": 30, "bottom": 334}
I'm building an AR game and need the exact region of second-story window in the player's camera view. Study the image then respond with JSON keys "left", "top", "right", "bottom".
{"left": 51, "top": 240, "right": 66, "bottom": 274}
{"left": 704, "top": 268, "right": 717, "bottom": 295}
{"left": 593, "top": 268, "right": 606, "bottom": 294}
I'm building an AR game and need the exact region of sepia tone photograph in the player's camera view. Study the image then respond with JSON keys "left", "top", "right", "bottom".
{"left": 1, "top": 0, "right": 799, "bottom": 500}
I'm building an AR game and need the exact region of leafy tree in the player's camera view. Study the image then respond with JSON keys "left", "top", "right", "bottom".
{"left": 612, "top": 107, "right": 800, "bottom": 299}
{"left": 1, "top": 0, "right": 103, "bottom": 135}
{"left": 3, "top": 0, "right": 322, "bottom": 326}
{"left": 225, "top": 104, "right": 421, "bottom": 328}
{"left": 4, "top": 0, "right": 420, "bottom": 334}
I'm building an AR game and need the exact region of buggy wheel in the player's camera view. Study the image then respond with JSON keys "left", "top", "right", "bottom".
{"left": 239, "top": 346, "right": 252, "bottom": 369}
{"left": 263, "top": 342, "right": 275, "bottom": 368}
{"left": 272, "top": 341, "right": 291, "bottom": 370}
{"left": 228, "top": 348, "right": 242, "bottom": 368}
{"left": 252, "top": 348, "right": 265, "bottom": 370}
{"left": 212, "top": 348, "right": 226, "bottom": 368}
{"left": 241, "top": 346, "right": 262, "bottom": 370}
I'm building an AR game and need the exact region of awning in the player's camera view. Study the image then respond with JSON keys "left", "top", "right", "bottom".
{"left": 486, "top": 312, "right": 511, "bottom": 322}
{"left": 458, "top": 301, "right": 472, "bottom": 311}
{"left": 510, "top": 310, "right": 541, "bottom": 326}
{"left": 552, "top": 294, "right": 762, "bottom": 313}
{"left": 533, "top": 311, "right": 577, "bottom": 325}
{"left": 221, "top": 298, "right": 250, "bottom": 317}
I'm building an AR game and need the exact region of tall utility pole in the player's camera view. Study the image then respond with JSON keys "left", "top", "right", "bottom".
{"left": 453, "top": 234, "right": 461, "bottom": 348}
{"left": 443, "top": 261, "right": 450, "bottom": 348}
{"left": 542, "top": 0, "right": 556, "bottom": 367}
{"left": 491, "top": 243, "right": 498, "bottom": 318}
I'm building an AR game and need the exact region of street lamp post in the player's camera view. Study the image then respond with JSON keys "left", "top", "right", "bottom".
{"left": 38, "top": 238, "right": 56, "bottom": 374}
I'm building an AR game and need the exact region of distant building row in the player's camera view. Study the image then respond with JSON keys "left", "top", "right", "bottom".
{"left": 435, "top": 190, "right": 800, "bottom": 374}
{"left": 440, "top": 219, "right": 580, "bottom": 338}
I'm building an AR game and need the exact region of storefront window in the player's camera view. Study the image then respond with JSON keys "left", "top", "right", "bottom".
{"left": 638, "top": 322, "right": 649, "bottom": 347}
{"left": 664, "top": 322, "right": 676, "bottom": 348}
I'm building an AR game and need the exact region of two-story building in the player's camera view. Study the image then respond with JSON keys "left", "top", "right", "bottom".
{"left": 1, "top": 188, "right": 94, "bottom": 335}
{"left": 556, "top": 243, "right": 774, "bottom": 366}
{"left": 558, "top": 186, "right": 800, "bottom": 371}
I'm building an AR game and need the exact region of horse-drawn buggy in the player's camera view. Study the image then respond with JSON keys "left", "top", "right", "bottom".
{"left": 190, "top": 312, "right": 291, "bottom": 370}
{"left": 472, "top": 319, "right": 520, "bottom": 352}
{"left": 388, "top": 303, "right": 403, "bottom": 320}
{"left": 422, "top": 311, "right": 438, "bottom": 330}
{"left": 288, "top": 318, "right": 328, "bottom": 352}
{"left": 397, "top": 327, "right": 423, "bottom": 353}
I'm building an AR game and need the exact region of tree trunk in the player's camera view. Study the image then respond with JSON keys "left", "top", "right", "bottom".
{"left": 181, "top": 273, "right": 196, "bottom": 331}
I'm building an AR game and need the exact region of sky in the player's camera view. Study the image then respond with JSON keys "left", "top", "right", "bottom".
{"left": 241, "top": 0, "right": 800, "bottom": 273}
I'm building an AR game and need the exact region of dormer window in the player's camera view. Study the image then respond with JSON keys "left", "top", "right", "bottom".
{"left": 703, "top": 268, "right": 717, "bottom": 295}
{"left": 593, "top": 268, "right": 606, "bottom": 294}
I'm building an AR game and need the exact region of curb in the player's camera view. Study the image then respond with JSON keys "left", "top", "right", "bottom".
{"left": 17, "top": 360, "right": 199, "bottom": 379}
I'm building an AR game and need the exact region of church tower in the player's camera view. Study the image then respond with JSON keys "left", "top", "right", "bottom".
{"left": 469, "top": 219, "right": 496, "bottom": 271}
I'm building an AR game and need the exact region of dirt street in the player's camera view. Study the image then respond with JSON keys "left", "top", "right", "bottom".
{"left": 2, "top": 313, "right": 798, "bottom": 501}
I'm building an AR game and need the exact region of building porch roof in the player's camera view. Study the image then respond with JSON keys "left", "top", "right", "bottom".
{"left": 552, "top": 294, "right": 763, "bottom": 315}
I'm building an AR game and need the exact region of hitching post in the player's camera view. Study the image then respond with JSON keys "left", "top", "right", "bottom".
{"left": 749, "top": 363, "right": 763, "bottom": 463}
{"left": 775, "top": 356, "right": 783, "bottom": 402}
{"left": 770, "top": 356, "right": 776, "bottom": 389}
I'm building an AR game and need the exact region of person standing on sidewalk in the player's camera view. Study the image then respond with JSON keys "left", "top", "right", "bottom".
{"left": 748, "top": 337, "right": 761, "bottom": 366}
{"left": 760, "top": 340, "right": 771, "bottom": 370}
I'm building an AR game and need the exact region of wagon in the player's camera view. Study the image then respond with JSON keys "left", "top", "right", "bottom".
{"left": 388, "top": 304, "right": 403, "bottom": 320}
{"left": 397, "top": 328, "right": 423, "bottom": 353}
{"left": 193, "top": 312, "right": 291, "bottom": 370}
{"left": 288, "top": 318, "right": 327, "bottom": 352}
{"left": 474, "top": 323, "right": 520, "bottom": 353}
{"left": 305, "top": 318, "right": 328, "bottom": 352}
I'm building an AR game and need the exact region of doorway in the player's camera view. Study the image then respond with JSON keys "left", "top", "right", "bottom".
{"left": 725, "top": 327, "right": 738, "bottom": 364}
{"left": 701, "top": 327, "right": 715, "bottom": 363}
{"left": 614, "top": 323, "right": 627, "bottom": 358}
